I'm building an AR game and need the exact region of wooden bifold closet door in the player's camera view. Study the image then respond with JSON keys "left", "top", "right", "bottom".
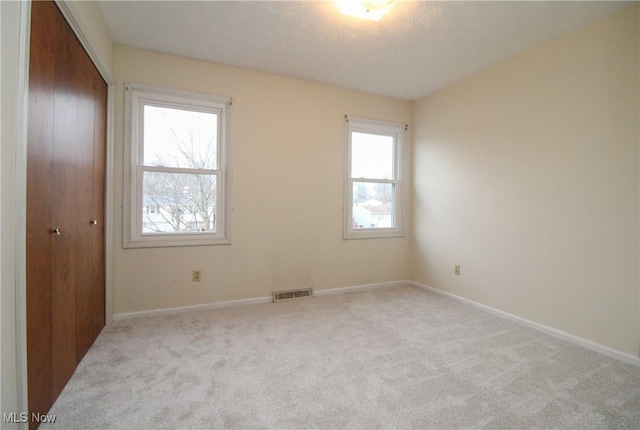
{"left": 26, "top": 0, "right": 106, "bottom": 427}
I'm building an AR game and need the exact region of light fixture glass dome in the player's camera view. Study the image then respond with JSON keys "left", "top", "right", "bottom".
{"left": 336, "top": 0, "right": 396, "bottom": 22}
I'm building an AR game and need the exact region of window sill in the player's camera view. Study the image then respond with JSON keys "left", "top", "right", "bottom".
{"left": 123, "top": 235, "right": 231, "bottom": 249}
{"left": 343, "top": 229, "right": 405, "bottom": 240}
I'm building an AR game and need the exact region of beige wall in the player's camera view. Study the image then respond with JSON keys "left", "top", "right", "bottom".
{"left": 412, "top": 6, "right": 640, "bottom": 356}
{"left": 112, "top": 46, "right": 412, "bottom": 314}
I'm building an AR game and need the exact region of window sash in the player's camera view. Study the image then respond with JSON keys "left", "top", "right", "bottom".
{"left": 344, "top": 116, "right": 405, "bottom": 239}
{"left": 135, "top": 166, "right": 222, "bottom": 236}
{"left": 350, "top": 180, "right": 397, "bottom": 230}
{"left": 124, "top": 82, "right": 231, "bottom": 248}
{"left": 140, "top": 101, "right": 222, "bottom": 170}
{"left": 350, "top": 131, "right": 396, "bottom": 180}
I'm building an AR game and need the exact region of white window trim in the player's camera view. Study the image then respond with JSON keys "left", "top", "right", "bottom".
{"left": 123, "top": 82, "right": 233, "bottom": 248}
{"left": 344, "top": 115, "right": 406, "bottom": 239}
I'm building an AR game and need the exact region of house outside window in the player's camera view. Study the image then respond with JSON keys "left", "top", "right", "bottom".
{"left": 124, "top": 82, "right": 232, "bottom": 248}
{"left": 344, "top": 116, "right": 406, "bottom": 239}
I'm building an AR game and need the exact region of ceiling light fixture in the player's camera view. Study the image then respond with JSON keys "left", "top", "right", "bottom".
{"left": 336, "top": 0, "right": 396, "bottom": 22}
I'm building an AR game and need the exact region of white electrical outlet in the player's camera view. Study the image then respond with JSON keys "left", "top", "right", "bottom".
{"left": 454, "top": 264, "right": 461, "bottom": 275}
{"left": 193, "top": 270, "right": 202, "bottom": 282}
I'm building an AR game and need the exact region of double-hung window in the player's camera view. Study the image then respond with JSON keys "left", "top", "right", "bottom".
{"left": 344, "top": 116, "right": 405, "bottom": 239}
{"left": 124, "top": 82, "right": 232, "bottom": 248}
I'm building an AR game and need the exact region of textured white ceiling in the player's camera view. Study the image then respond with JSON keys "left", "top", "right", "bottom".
{"left": 98, "top": 1, "right": 633, "bottom": 100}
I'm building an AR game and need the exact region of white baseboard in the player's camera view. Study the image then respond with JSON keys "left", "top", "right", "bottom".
{"left": 314, "top": 280, "right": 410, "bottom": 296}
{"left": 112, "top": 295, "right": 272, "bottom": 321}
{"left": 407, "top": 281, "right": 640, "bottom": 367}
{"left": 112, "top": 280, "right": 408, "bottom": 322}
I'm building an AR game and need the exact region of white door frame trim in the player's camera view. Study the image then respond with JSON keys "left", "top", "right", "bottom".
{"left": 14, "top": 0, "right": 32, "bottom": 423}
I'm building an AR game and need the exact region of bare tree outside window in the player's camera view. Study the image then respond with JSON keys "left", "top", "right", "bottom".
{"left": 141, "top": 106, "right": 219, "bottom": 234}
{"left": 124, "top": 82, "right": 231, "bottom": 248}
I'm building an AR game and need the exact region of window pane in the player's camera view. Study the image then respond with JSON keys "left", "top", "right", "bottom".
{"left": 351, "top": 132, "right": 394, "bottom": 179}
{"left": 144, "top": 105, "right": 218, "bottom": 169}
{"left": 352, "top": 182, "right": 394, "bottom": 229}
{"left": 142, "top": 171, "right": 217, "bottom": 233}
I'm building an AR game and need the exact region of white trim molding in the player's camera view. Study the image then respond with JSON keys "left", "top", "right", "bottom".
{"left": 113, "top": 280, "right": 408, "bottom": 321}
{"left": 113, "top": 296, "right": 272, "bottom": 321}
{"left": 408, "top": 281, "right": 640, "bottom": 367}
{"left": 314, "top": 280, "right": 409, "bottom": 296}
{"left": 54, "top": 0, "right": 113, "bottom": 84}
{"left": 113, "top": 281, "right": 411, "bottom": 322}
{"left": 13, "top": 0, "right": 33, "bottom": 422}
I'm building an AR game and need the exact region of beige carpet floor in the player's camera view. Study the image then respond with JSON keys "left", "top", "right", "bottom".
{"left": 49, "top": 285, "right": 640, "bottom": 429}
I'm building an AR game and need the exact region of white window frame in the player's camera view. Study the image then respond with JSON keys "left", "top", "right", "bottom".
{"left": 123, "top": 82, "right": 232, "bottom": 248}
{"left": 344, "top": 115, "right": 406, "bottom": 239}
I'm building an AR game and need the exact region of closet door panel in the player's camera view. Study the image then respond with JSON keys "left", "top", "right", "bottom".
{"left": 27, "top": 0, "right": 108, "bottom": 420}
{"left": 50, "top": 7, "right": 83, "bottom": 397}
{"left": 26, "top": 0, "right": 57, "bottom": 417}
{"left": 74, "top": 42, "right": 103, "bottom": 362}
{"left": 91, "top": 78, "right": 107, "bottom": 343}
{"left": 49, "top": 0, "right": 107, "bottom": 387}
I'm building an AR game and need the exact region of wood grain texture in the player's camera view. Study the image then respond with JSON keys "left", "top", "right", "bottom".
{"left": 50, "top": 3, "right": 79, "bottom": 397}
{"left": 26, "top": 1, "right": 57, "bottom": 422}
{"left": 75, "top": 30, "right": 106, "bottom": 362}
{"left": 26, "top": 1, "right": 107, "bottom": 426}
{"left": 91, "top": 76, "right": 108, "bottom": 345}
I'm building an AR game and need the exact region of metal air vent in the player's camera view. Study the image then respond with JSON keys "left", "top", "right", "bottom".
{"left": 272, "top": 288, "right": 313, "bottom": 302}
